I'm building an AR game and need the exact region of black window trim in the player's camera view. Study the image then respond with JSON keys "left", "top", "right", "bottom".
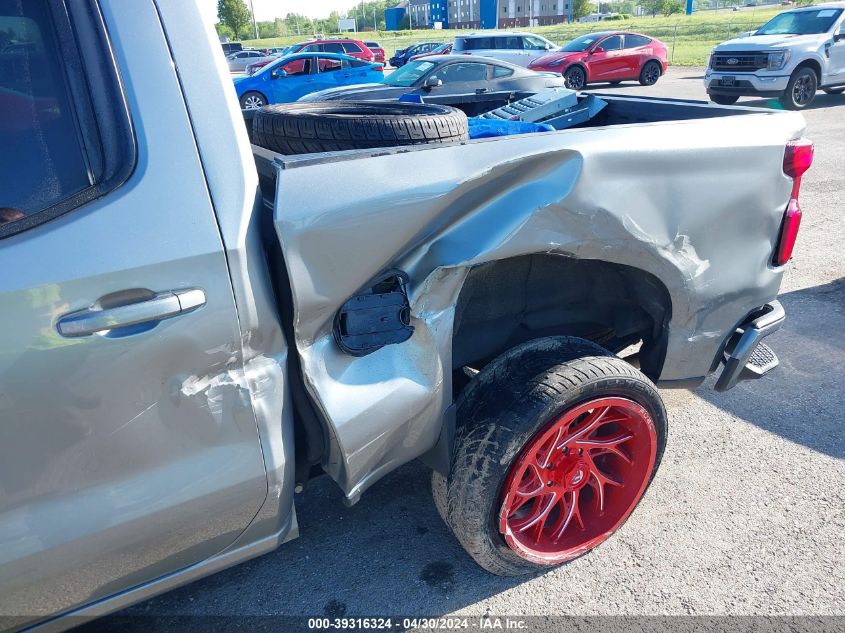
{"left": 1, "top": 0, "right": 136, "bottom": 241}
{"left": 623, "top": 34, "right": 652, "bottom": 49}
{"left": 316, "top": 55, "right": 343, "bottom": 73}
{"left": 598, "top": 34, "right": 623, "bottom": 51}
{"left": 491, "top": 63, "right": 514, "bottom": 78}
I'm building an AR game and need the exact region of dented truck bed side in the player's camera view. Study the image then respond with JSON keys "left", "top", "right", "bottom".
{"left": 268, "top": 108, "right": 804, "bottom": 499}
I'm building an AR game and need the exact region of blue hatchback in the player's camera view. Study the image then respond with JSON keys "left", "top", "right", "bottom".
{"left": 235, "top": 52, "right": 384, "bottom": 109}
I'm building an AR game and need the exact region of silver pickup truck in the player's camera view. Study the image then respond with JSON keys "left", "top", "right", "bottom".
{"left": 0, "top": 1, "right": 813, "bottom": 630}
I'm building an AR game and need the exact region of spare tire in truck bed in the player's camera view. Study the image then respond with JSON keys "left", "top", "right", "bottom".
{"left": 251, "top": 102, "right": 469, "bottom": 154}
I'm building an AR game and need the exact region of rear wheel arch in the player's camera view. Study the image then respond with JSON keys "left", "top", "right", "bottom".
{"left": 449, "top": 254, "right": 673, "bottom": 395}
{"left": 644, "top": 57, "right": 664, "bottom": 73}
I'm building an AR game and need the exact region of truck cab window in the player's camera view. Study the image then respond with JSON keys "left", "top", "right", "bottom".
{"left": 0, "top": 0, "right": 91, "bottom": 224}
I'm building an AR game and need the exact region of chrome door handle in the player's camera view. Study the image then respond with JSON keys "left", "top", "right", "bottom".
{"left": 56, "top": 288, "right": 206, "bottom": 337}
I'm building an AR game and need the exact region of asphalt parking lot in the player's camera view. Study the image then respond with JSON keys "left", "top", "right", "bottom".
{"left": 92, "top": 67, "right": 844, "bottom": 628}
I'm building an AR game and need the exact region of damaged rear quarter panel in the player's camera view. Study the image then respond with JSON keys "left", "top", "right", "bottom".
{"left": 273, "top": 110, "right": 805, "bottom": 499}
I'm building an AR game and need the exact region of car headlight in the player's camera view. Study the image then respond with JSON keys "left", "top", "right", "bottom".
{"left": 548, "top": 58, "right": 565, "bottom": 67}
{"left": 767, "top": 50, "right": 790, "bottom": 70}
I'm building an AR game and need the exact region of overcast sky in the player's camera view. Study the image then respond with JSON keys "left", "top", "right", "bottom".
{"left": 198, "top": 0, "right": 360, "bottom": 24}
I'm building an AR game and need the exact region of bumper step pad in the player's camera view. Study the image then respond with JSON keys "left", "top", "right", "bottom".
{"left": 738, "top": 342, "right": 779, "bottom": 381}
{"left": 715, "top": 301, "right": 785, "bottom": 392}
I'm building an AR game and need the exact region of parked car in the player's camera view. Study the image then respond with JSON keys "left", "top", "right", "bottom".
{"left": 227, "top": 49, "right": 274, "bottom": 73}
{"left": 2, "top": 0, "right": 813, "bottom": 629}
{"left": 235, "top": 52, "right": 383, "bottom": 109}
{"left": 244, "top": 46, "right": 300, "bottom": 74}
{"left": 410, "top": 42, "right": 452, "bottom": 61}
{"left": 364, "top": 40, "right": 386, "bottom": 63}
{"left": 389, "top": 41, "right": 444, "bottom": 67}
{"left": 245, "top": 56, "right": 280, "bottom": 75}
{"left": 283, "top": 38, "right": 375, "bottom": 62}
{"left": 528, "top": 31, "right": 669, "bottom": 89}
{"left": 221, "top": 41, "right": 243, "bottom": 55}
{"left": 299, "top": 55, "right": 566, "bottom": 115}
{"left": 705, "top": 4, "right": 845, "bottom": 109}
{"left": 452, "top": 32, "right": 558, "bottom": 67}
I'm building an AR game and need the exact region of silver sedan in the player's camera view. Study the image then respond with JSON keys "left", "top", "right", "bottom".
{"left": 226, "top": 50, "right": 276, "bottom": 73}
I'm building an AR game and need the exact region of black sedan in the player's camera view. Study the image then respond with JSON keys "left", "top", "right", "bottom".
{"left": 298, "top": 55, "right": 567, "bottom": 115}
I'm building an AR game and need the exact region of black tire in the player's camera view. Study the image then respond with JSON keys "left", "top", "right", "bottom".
{"left": 252, "top": 101, "right": 468, "bottom": 154}
{"left": 432, "top": 336, "right": 667, "bottom": 576}
{"left": 638, "top": 60, "right": 662, "bottom": 86}
{"left": 240, "top": 91, "right": 267, "bottom": 110}
{"left": 563, "top": 66, "right": 587, "bottom": 90}
{"left": 823, "top": 87, "right": 845, "bottom": 95}
{"left": 779, "top": 66, "right": 818, "bottom": 110}
{"left": 709, "top": 94, "right": 740, "bottom": 105}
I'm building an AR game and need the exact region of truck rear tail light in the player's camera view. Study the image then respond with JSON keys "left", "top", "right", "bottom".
{"left": 773, "top": 199, "right": 802, "bottom": 266}
{"left": 783, "top": 138, "right": 814, "bottom": 189}
{"left": 774, "top": 139, "right": 813, "bottom": 266}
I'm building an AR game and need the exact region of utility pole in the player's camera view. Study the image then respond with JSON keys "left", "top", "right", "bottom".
{"left": 247, "top": 0, "right": 258, "bottom": 40}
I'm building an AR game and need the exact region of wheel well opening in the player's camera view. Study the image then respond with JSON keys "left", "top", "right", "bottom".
{"left": 645, "top": 59, "right": 663, "bottom": 74}
{"left": 451, "top": 254, "right": 672, "bottom": 391}
{"left": 795, "top": 59, "right": 821, "bottom": 81}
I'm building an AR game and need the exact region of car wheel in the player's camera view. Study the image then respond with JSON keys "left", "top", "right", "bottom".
{"left": 822, "top": 87, "right": 845, "bottom": 95}
{"left": 432, "top": 336, "right": 667, "bottom": 576}
{"left": 563, "top": 66, "right": 586, "bottom": 90}
{"left": 240, "top": 91, "right": 267, "bottom": 110}
{"left": 638, "top": 61, "right": 662, "bottom": 86}
{"left": 709, "top": 94, "right": 740, "bottom": 105}
{"left": 780, "top": 66, "right": 818, "bottom": 110}
{"left": 252, "top": 101, "right": 468, "bottom": 154}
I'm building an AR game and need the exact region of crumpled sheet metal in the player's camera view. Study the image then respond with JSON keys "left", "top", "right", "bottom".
{"left": 274, "top": 109, "right": 805, "bottom": 497}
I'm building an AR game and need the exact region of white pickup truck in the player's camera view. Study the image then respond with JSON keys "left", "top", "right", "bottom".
{"left": 705, "top": 3, "right": 845, "bottom": 109}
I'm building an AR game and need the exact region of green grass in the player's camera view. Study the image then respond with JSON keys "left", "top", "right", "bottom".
{"left": 241, "top": 7, "right": 781, "bottom": 66}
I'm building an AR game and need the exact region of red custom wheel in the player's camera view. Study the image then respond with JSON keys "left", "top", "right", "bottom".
{"left": 432, "top": 337, "right": 667, "bottom": 576}
{"left": 498, "top": 397, "right": 657, "bottom": 564}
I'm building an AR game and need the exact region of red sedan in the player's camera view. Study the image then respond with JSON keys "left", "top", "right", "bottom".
{"left": 364, "top": 41, "right": 386, "bottom": 64}
{"left": 286, "top": 38, "right": 376, "bottom": 63}
{"left": 528, "top": 31, "right": 668, "bottom": 90}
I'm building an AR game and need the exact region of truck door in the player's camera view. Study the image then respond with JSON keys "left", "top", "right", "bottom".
{"left": 828, "top": 21, "right": 845, "bottom": 85}
{"left": 0, "top": 0, "right": 267, "bottom": 624}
